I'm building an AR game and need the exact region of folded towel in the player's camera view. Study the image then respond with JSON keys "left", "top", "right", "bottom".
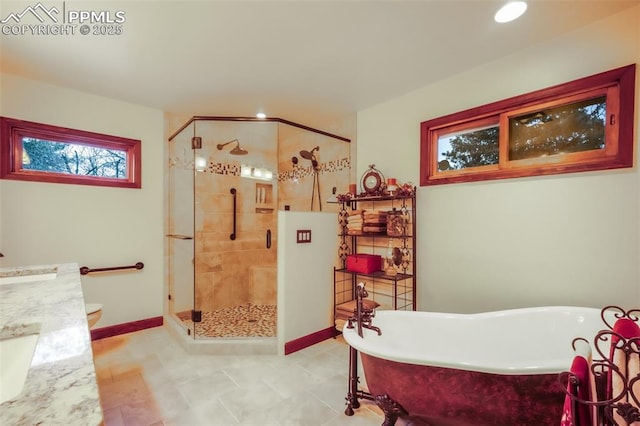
{"left": 363, "top": 219, "right": 387, "bottom": 225}
{"left": 363, "top": 213, "right": 387, "bottom": 220}
{"left": 336, "top": 299, "right": 380, "bottom": 315}
{"left": 363, "top": 212, "right": 387, "bottom": 224}
{"left": 362, "top": 225, "right": 386, "bottom": 233}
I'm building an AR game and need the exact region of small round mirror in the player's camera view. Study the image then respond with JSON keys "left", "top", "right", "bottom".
{"left": 392, "top": 247, "right": 402, "bottom": 266}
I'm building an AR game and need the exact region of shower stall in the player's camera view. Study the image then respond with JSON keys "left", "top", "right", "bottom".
{"left": 166, "top": 117, "right": 351, "bottom": 351}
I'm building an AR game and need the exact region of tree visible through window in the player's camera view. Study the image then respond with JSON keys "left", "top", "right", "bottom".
{"left": 22, "top": 138, "right": 128, "bottom": 178}
{"left": 438, "top": 126, "right": 499, "bottom": 171}
{"left": 420, "top": 64, "right": 635, "bottom": 185}
{"left": 1, "top": 117, "right": 141, "bottom": 188}
{"left": 508, "top": 97, "right": 606, "bottom": 160}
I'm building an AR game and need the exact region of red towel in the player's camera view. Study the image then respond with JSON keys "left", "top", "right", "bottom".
{"left": 560, "top": 351, "right": 592, "bottom": 426}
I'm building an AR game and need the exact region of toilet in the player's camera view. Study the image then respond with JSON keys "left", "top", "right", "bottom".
{"left": 85, "top": 303, "right": 103, "bottom": 328}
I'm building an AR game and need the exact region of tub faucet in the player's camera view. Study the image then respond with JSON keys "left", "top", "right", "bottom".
{"left": 347, "top": 282, "right": 381, "bottom": 338}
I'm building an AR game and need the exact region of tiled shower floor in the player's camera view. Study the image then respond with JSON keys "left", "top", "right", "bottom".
{"left": 178, "top": 304, "right": 277, "bottom": 338}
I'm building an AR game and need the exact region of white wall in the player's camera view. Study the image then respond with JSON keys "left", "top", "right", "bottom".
{"left": 277, "top": 211, "right": 337, "bottom": 354}
{"left": 0, "top": 73, "right": 165, "bottom": 327}
{"left": 357, "top": 6, "right": 640, "bottom": 313}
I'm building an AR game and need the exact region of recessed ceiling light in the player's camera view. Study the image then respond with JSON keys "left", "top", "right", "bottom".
{"left": 256, "top": 112, "right": 266, "bottom": 119}
{"left": 494, "top": 1, "right": 527, "bottom": 23}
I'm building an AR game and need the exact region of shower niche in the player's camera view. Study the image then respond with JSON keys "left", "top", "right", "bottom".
{"left": 167, "top": 117, "right": 351, "bottom": 347}
{"left": 255, "top": 183, "right": 273, "bottom": 213}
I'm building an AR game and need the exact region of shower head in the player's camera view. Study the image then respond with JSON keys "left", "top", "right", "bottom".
{"left": 299, "top": 146, "right": 319, "bottom": 160}
{"left": 230, "top": 145, "right": 248, "bottom": 155}
{"left": 300, "top": 146, "right": 320, "bottom": 170}
{"left": 217, "top": 139, "right": 248, "bottom": 155}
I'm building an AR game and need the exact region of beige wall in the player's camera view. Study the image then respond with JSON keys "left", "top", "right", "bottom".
{"left": 277, "top": 211, "right": 337, "bottom": 354}
{"left": 356, "top": 6, "right": 640, "bottom": 313}
{"left": 0, "top": 73, "right": 165, "bottom": 327}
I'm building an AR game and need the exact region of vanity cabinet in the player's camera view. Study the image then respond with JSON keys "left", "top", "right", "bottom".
{"left": 334, "top": 191, "right": 416, "bottom": 327}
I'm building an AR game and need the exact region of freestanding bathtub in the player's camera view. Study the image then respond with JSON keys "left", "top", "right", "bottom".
{"left": 342, "top": 306, "right": 610, "bottom": 426}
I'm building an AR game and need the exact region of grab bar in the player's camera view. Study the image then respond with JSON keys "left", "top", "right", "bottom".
{"left": 230, "top": 188, "right": 237, "bottom": 240}
{"left": 80, "top": 262, "right": 144, "bottom": 275}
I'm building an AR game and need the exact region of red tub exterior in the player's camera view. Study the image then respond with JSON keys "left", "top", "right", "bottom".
{"left": 361, "top": 353, "right": 564, "bottom": 426}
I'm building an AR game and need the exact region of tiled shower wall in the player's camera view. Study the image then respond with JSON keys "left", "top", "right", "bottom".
{"left": 194, "top": 121, "right": 278, "bottom": 312}
{"left": 277, "top": 123, "right": 351, "bottom": 214}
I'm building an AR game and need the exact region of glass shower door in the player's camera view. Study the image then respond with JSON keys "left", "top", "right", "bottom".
{"left": 192, "top": 120, "right": 279, "bottom": 339}
{"left": 167, "top": 123, "right": 196, "bottom": 338}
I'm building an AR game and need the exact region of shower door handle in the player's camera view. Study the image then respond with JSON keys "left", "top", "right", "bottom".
{"left": 266, "top": 229, "right": 271, "bottom": 249}
{"left": 230, "top": 188, "right": 237, "bottom": 240}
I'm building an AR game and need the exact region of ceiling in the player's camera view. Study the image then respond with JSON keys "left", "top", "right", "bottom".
{"left": 0, "top": 0, "right": 637, "bottom": 130}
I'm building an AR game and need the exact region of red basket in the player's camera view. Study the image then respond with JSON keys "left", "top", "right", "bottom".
{"left": 346, "top": 254, "right": 382, "bottom": 274}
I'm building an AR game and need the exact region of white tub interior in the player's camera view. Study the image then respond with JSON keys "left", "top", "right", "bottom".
{"left": 343, "top": 306, "right": 612, "bottom": 374}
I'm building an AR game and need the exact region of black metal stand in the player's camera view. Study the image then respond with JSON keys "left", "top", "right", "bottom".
{"left": 344, "top": 282, "right": 379, "bottom": 416}
{"left": 344, "top": 345, "right": 374, "bottom": 416}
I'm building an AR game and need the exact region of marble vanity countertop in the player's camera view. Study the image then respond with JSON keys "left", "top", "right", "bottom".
{"left": 0, "top": 263, "right": 103, "bottom": 425}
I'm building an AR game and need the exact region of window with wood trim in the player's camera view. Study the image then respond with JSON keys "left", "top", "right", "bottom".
{"left": 420, "top": 64, "right": 635, "bottom": 186}
{"left": 0, "top": 117, "right": 141, "bottom": 188}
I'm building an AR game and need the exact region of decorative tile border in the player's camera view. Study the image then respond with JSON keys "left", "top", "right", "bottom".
{"left": 169, "top": 156, "right": 351, "bottom": 183}
{"left": 279, "top": 157, "right": 350, "bottom": 182}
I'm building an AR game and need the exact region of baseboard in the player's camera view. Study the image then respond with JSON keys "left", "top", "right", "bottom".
{"left": 90, "top": 316, "right": 163, "bottom": 341}
{"left": 284, "top": 326, "right": 338, "bottom": 355}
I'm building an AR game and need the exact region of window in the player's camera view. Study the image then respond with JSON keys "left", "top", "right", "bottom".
{"left": 1, "top": 117, "right": 141, "bottom": 188}
{"left": 420, "top": 64, "right": 635, "bottom": 185}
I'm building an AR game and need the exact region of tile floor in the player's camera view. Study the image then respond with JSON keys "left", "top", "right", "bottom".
{"left": 91, "top": 325, "right": 413, "bottom": 426}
